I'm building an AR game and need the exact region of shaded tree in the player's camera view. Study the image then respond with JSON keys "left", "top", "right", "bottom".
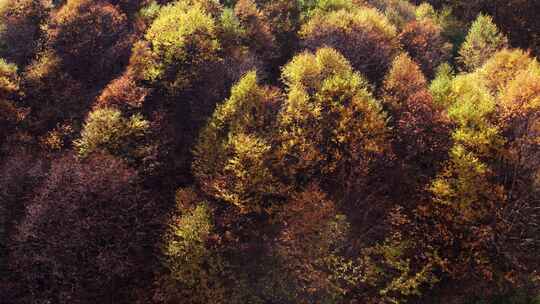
{"left": 1, "top": 1, "right": 539, "bottom": 303}
{"left": 276, "top": 185, "right": 352, "bottom": 303}
{"left": 420, "top": 0, "right": 540, "bottom": 57}
{"left": 94, "top": 71, "right": 151, "bottom": 113}
{"left": 258, "top": 0, "right": 302, "bottom": 79}
{"left": 0, "top": 0, "right": 50, "bottom": 67}
{"left": 234, "top": 0, "right": 278, "bottom": 69}
{"left": 0, "top": 150, "right": 46, "bottom": 285}
{"left": 9, "top": 153, "right": 161, "bottom": 303}
{"left": 415, "top": 3, "right": 466, "bottom": 57}
{"left": 381, "top": 53, "right": 450, "bottom": 200}
{"left": 358, "top": 206, "right": 440, "bottom": 303}
{"left": 217, "top": 7, "right": 266, "bottom": 83}
{"left": 21, "top": 50, "right": 87, "bottom": 133}
{"left": 409, "top": 73, "right": 514, "bottom": 300}
{"left": 399, "top": 19, "right": 452, "bottom": 78}
{"left": 48, "top": 0, "right": 131, "bottom": 81}
{"left": 129, "top": 1, "right": 232, "bottom": 184}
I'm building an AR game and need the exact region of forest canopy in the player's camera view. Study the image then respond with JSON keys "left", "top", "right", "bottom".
{"left": 0, "top": 0, "right": 539, "bottom": 303}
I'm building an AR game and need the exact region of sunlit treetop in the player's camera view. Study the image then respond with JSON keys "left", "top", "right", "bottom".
{"left": 498, "top": 58, "right": 540, "bottom": 121}
{"left": 145, "top": 0, "right": 217, "bottom": 45}
{"left": 278, "top": 47, "right": 388, "bottom": 188}
{"left": 448, "top": 74, "right": 495, "bottom": 127}
{"left": 0, "top": 57, "right": 21, "bottom": 144}
{"left": 196, "top": 71, "right": 280, "bottom": 140}
{"left": 193, "top": 71, "right": 283, "bottom": 213}
{"left": 140, "top": 0, "right": 221, "bottom": 92}
{"left": 415, "top": 2, "right": 436, "bottom": 21}
{"left": 144, "top": 1, "right": 219, "bottom": 60}
{"left": 382, "top": 53, "right": 427, "bottom": 111}
{"left": 281, "top": 47, "right": 357, "bottom": 91}
{"left": 446, "top": 73, "right": 503, "bottom": 156}
{"left": 429, "top": 62, "right": 455, "bottom": 109}
{"left": 0, "top": 58, "right": 18, "bottom": 98}
{"left": 75, "top": 107, "right": 150, "bottom": 163}
{"left": 477, "top": 48, "right": 536, "bottom": 95}
{"left": 301, "top": 0, "right": 360, "bottom": 17}
{"left": 458, "top": 13, "right": 508, "bottom": 72}
{"left": 301, "top": 6, "right": 398, "bottom": 40}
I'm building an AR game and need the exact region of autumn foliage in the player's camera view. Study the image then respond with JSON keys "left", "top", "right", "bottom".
{"left": 300, "top": 6, "right": 400, "bottom": 84}
{"left": 1, "top": 1, "right": 539, "bottom": 303}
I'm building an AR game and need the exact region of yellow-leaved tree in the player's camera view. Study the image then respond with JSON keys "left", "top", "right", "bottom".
{"left": 193, "top": 71, "right": 283, "bottom": 213}
{"left": 277, "top": 47, "right": 389, "bottom": 197}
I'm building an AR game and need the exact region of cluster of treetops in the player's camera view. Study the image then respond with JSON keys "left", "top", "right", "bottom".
{"left": 0, "top": 0, "right": 539, "bottom": 303}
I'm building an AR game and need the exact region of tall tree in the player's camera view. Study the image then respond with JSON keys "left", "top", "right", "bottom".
{"left": 277, "top": 47, "right": 389, "bottom": 196}
{"left": 381, "top": 53, "right": 450, "bottom": 202}
{"left": 193, "top": 71, "right": 282, "bottom": 214}
{"left": 458, "top": 13, "right": 508, "bottom": 72}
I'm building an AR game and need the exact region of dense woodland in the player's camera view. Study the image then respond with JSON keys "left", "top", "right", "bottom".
{"left": 0, "top": 0, "right": 539, "bottom": 303}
